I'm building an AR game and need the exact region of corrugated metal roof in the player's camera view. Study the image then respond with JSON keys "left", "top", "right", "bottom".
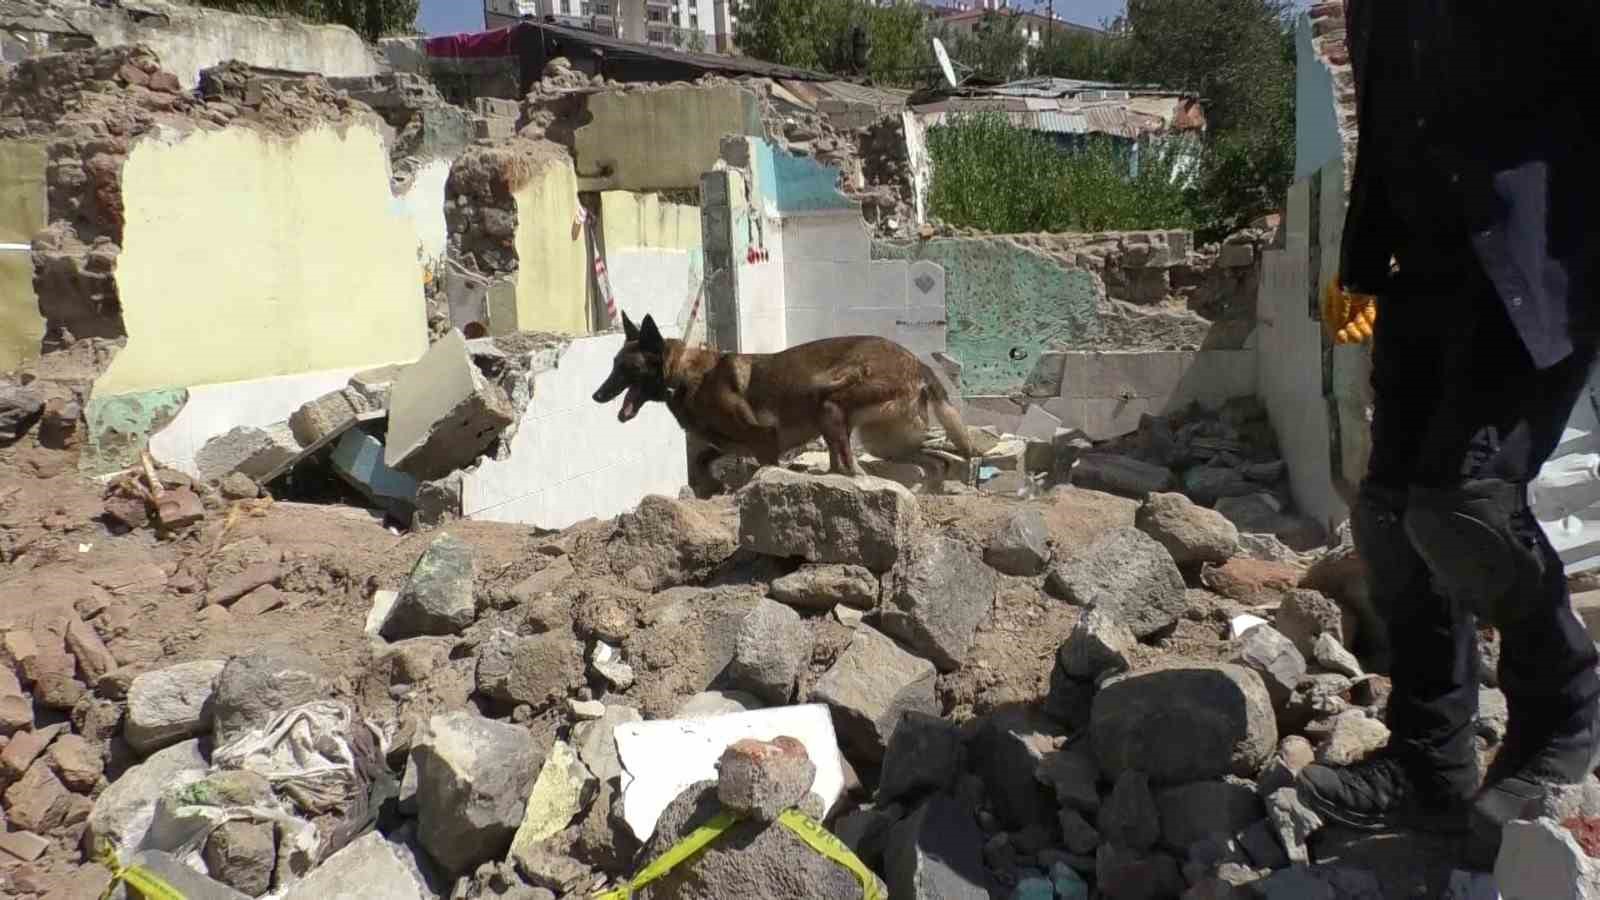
{"left": 1032, "top": 110, "right": 1088, "bottom": 134}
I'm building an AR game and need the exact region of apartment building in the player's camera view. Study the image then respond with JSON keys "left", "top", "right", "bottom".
{"left": 483, "top": 0, "right": 733, "bottom": 52}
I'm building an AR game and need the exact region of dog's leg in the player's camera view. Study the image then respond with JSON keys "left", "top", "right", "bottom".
{"left": 819, "top": 400, "right": 864, "bottom": 476}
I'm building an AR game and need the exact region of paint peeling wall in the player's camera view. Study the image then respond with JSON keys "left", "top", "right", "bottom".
{"left": 95, "top": 122, "right": 429, "bottom": 397}
{"left": 511, "top": 157, "right": 590, "bottom": 336}
{"left": 573, "top": 85, "right": 763, "bottom": 193}
{"left": 0, "top": 140, "right": 46, "bottom": 372}
{"left": 460, "top": 332, "right": 688, "bottom": 528}
{"left": 392, "top": 158, "right": 453, "bottom": 272}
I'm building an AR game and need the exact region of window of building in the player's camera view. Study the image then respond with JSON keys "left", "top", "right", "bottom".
{"left": 594, "top": 1, "right": 610, "bottom": 14}
{"left": 648, "top": 29, "right": 666, "bottom": 42}
{"left": 648, "top": 8, "right": 664, "bottom": 21}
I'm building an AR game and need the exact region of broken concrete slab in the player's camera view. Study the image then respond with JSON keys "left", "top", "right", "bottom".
{"left": 288, "top": 386, "right": 377, "bottom": 447}
{"left": 330, "top": 428, "right": 419, "bottom": 520}
{"left": 193, "top": 423, "right": 301, "bottom": 482}
{"left": 385, "top": 329, "right": 513, "bottom": 480}
{"left": 613, "top": 704, "right": 844, "bottom": 843}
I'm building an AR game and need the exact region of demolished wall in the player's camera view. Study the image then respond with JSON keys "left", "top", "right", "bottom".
{"left": 1, "top": 47, "right": 430, "bottom": 473}
{"left": 0, "top": 0, "right": 385, "bottom": 88}
{"left": 0, "top": 139, "right": 45, "bottom": 371}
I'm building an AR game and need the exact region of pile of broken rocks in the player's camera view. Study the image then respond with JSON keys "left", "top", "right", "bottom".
{"left": 6, "top": 432, "right": 1600, "bottom": 898}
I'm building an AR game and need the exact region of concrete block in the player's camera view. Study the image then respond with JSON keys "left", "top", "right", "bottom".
{"left": 472, "top": 115, "right": 515, "bottom": 141}
{"left": 474, "top": 97, "right": 519, "bottom": 118}
{"left": 288, "top": 387, "right": 374, "bottom": 448}
{"left": 332, "top": 429, "right": 419, "bottom": 519}
{"left": 385, "top": 329, "right": 514, "bottom": 480}
{"left": 194, "top": 424, "right": 301, "bottom": 483}
{"left": 613, "top": 704, "right": 845, "bottom": 843}
{"left": 347, "top": 364, "right": 409, "bottom": 409}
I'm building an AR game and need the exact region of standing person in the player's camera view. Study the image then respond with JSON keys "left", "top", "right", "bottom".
{"left": 1294, "top": 0, "right": 1599, "bottom": 865}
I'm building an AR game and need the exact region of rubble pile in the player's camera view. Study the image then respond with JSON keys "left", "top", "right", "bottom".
{"left": 7, "top": 384, "right": 1569, "bottom": 899}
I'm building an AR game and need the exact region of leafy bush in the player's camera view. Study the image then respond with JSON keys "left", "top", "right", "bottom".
{"left": 926, "top": 112, "right": 1200, "bottom": 233}
{"left": 190, "top": 0, "right": 418, "bottom": 40}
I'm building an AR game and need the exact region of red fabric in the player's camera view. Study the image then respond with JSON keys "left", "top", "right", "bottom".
{"left": 423, "top": 27, "right": 516, "bottom": 59}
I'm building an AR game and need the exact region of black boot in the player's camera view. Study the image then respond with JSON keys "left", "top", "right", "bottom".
{"left": 1297, "top": 751, "right": 1473, "bottom": 833}
{"left": 1466, "top": 701, "right": 1600, "bottom": 867}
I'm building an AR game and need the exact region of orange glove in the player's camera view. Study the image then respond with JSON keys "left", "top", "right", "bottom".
{"left": 1322, "top": 279, "right": 1377, "bottom": 344}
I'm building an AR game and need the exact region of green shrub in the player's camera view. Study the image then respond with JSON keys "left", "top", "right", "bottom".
{"left": 926, "top": 112, "right": 1200, "bottom": 234}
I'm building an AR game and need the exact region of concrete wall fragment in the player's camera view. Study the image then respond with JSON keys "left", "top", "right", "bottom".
{"left": 572, "top": 85, "right": 763, "bottom": 192}
{"left": 0, "top": 140, "right": 46, "bottom": 371}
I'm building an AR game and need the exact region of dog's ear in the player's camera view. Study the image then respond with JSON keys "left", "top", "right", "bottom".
{"left": 621, "top": 311, "right": 639, "bottom": 342}
{"left": 639, "top": 314, "right": 665, "bottom": 354}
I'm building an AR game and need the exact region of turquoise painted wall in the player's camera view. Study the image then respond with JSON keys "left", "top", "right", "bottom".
{"left": 83, "top": 388, "right": 189, "bottom": 475}
{"left": 875, "top": 238, "right": 1103, "bottom": 395}
{"left": 1294, "top": 12, "right": 1342, "bottom": 181}
{"left": 750, "top": 139, "right": 855, "bottom": 215}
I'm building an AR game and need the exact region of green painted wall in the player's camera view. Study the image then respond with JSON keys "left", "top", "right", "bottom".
{"left": 874, "top": 237, "right": 1103, "bottom": 395}
{"left": 83, "top": 389, "right": 189, "bottom": 475}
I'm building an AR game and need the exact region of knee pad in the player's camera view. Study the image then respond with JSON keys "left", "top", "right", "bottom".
{"left": 1403, "top": 479, "right": 1547, "bottom": 625}
{"left": 1354, "top": 484, "right": 1427, "bottom": 618}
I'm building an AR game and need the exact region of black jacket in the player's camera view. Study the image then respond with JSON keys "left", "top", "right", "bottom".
{"left": 1341, "top": 1, "right": 1598, "bottom": 369}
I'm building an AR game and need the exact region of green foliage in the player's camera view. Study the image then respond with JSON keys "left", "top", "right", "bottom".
{"left": 188, "top": 0, "right": 418, "bottom": 40}
{"left": 1027, "top": 26, "right": 1130, "bottom": 83}
{"left": 685, "top": 28, "right": 709, "bottom": 54}
{"left": 926, "top": 112, "right": 1198, "bottom": 233}
{"left": 734, "top": 0, "right": 930, "bottom": 85}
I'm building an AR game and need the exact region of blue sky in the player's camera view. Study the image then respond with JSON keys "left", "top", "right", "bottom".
{"left": 414, "top": 0, "right": 1129, "bottom": 37}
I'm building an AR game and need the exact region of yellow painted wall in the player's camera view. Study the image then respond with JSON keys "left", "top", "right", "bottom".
{"left": 511, "top": 157, "right": 589, "bottom": 335}
{"left": 0, "top": 141, "right": 47, "bottom": 372}
{"left": 574, "top": 85, "right": 761, "bottom": 192}
{"left": 97, "top": 124, "right": 429, "bottom": 395}
{"left": 600, "top": 191, "right": 701, "bottom": 252}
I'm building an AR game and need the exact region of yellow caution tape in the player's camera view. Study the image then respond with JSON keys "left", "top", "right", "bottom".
{"left": 594, "top": 811, "right": 741, "bottom": 899}
{"left": 777, "top": 809, "right": 884, "bottom": 900}
{"left": 593, "top": 809, "right": 881, "bottom": 900}
{"left": 94, "top": 839, "right": 188, "bottom": 900}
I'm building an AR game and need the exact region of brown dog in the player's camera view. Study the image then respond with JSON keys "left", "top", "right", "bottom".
{"left": 591, "top": 311, "right": 976, "bottom": 478}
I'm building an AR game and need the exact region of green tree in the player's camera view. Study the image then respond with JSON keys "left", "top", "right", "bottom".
{"left": 1027, "top": 25, "right": 1130, "bottom": 82}
{"left": 192, "top": 0, "right": 418, "bottom": 40}
{"left": 734, "top": 0, "right": 930, "bottom": 85}
{"left": 685, "top": 27, "right": 709, "bottom": 54}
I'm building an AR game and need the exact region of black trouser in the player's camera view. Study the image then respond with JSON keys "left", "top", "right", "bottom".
{"left": 1359, "top": 263, "right": 1599, "bottom": 799}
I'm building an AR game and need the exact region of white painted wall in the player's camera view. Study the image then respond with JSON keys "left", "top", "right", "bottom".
{"left": 392, "top": 159, "right": 453, "bottom": 271}
{"left": 779, "top": 210, "right": 948, "bottom": 360}
{"left": 1534, "top": 370, "right": 1600, "bottom": 574}
{"left": 461, "top": 333, "right": 688, "bottom": 529}
{"left": 737, "top": 215, "right": 786, "bottom": 353}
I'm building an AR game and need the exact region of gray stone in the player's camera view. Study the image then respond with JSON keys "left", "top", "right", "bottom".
{"left": 1182, "top": 466, "right": 1258, "bottom": 508}
{"left": 202, "top": 819, "right": 276, "bottom": 896}
{"left": 608, "top": 494, "right": 737, "bottom": 591}
{"left": 1232, "top": 624, "right": 1305, "bottom": 707}
{"left": 881, "top": 534, "right": 997, "bottom": 671}
{"left": 974, "top": 710, "right": 1061, "bottom": 830}
{"left": 1092, "top": 662, "right": 1277, "bottom": 784}
{"left": 195, "top": 424, "right": 301, "bottom": 482}
{"left": 474, "top": 628, "right": 584, "bottom": 713}
{"left": 1274, "top": 590, "right": 1346, "bottom": 660}
{"left": 673, "top": 691, "right": 761, "bottom": 719}
{"left": 413, "top": 711, "right": 541, "bottom": 876}
{"left": 879, "top": 711, "right": 962, "bottom": 804}
{"left": 1255, "top": 735, "right": 1316, "bottom": 796}
{"left": 1263, "top": 786, "right": 1322, "bottom": 866}
{"left": 834, "top": 803, "right": 904, "bottom": 871}
{"left": 884, "top": 795, "right": 989, "bottom": 900}
{"left": 124, "top": 659, "right": 226, "bottom": 755}
{"left": 1060, "top": 606, "right": 1137, "bottom": 681}
{"left": 1037, "top": 745, "right": 1100, "bottom": 815}
{"left": 1095, "top": 843, "right": 1186, "bottom": 900}
{"left": 1236, "top": 818, "right": 1288, "bottom": 869}
{"left": 279, "top": 830, "right": 437, "bottom": 900}
{"left": 1316, "top": 712, "right": 1390, "bottom": 766}
{"left": 984, "top": 508, "right": 1052, "bottom": 576}
{"left": 0, "top": 384, "right": 44, "bottom": 442}
{"left": 590, "top": 639, "right": 635, "bottom": 691}
{"left": 637, "top": 781, "right": 885, "bottom": 899}
{"left": 1313, "top": 632, "right": 1363, "bottom": 678}
{"left": 769, "top": 564, "right": 879, "bottom": 611}
{"left": 385, "top": 329, "right": 514, "bottom": 480}
{"left": 1046, "top": 528, "right": 1187, "bottom": 639}
{"left": 738, "top": 469, "right": 919, "bottom": 573}
{"left": 809, "top": 624, "right": 937, "bottom": 763}
{"left": 1478, "top": 687, "right": 1510, "bottom": 746}
{"left": 715, "top": 736, "right": 815, "bottom": 821}
{"left": 1235, "top": 531, "right": 1306, "bottom": 565}
{"left": 1071, "top": 453, "right": 1176, "bottom": 499}
{"left": 89, "top": 739, "right": 210, "bottom": 858}
{"left": 1059, "top": 808, "right": 1102, "bottom": 855}
{"left": 726, "top": 598, "right": 812, "bottom": 704}
{"left": 573, "top": 704, "right": 641, "bottom": 785}
{"left": 1136, "top": 492, "right": 1240, "bottom": 565}
{"left": 1155, "top": 780, "right": 1261, "bottom": 851}
{"left": 210, "top": 647, "right": 329, "bottom": 746}
{"left": 110, "top": 850, "right": 251, "bottom": 900}
{"left": 1496, "top": 817, "right": 1600, "bottom": 900}
{"left": 1100, "top": 770, "right": 1161, "bottom": 851}
{"left": 382, "top": 532, "right": 478, "bottom": 639}
{"left": 288, "top": 387, "right": 371, "bottom": 448}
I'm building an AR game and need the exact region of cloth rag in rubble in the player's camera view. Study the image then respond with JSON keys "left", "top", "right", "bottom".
{"left": 141, "top": 701, "right": 388, "bottom": 890}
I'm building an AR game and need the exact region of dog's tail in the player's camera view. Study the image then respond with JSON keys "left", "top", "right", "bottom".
{"left": 918, "top": 362, "right": 976, "bottom": 457}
